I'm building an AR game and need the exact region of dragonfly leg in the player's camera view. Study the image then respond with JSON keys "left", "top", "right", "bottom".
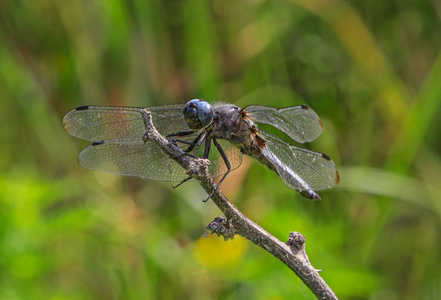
{"left": 184, "top": 130, "right": 208, "bottom": 153}
{"left": 172, "top": 139, "right": 196, "bottom": 146}
{"left": 167, "top": 130, "right": 207, "bottom": 153}
{"left": 173, "top": 136, "right": 212, "bottom": 189}
{"left": 203, "top": 137, "right": 231, "bottom": 202}
{"left": 203, "top": 137, "right": 211, "bottom": 159}
{"left": 172, "top": 176, "right": 193, "bottom": 189}
{"left": 166, "top": 130, "right": 195, "bottom": 138}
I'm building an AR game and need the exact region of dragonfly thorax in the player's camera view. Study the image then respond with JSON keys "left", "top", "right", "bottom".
{"left": 210, "top": 104, "right": 256, "bottom": 145}
{"left": 183, "top": 99, "right": 214, "bottom": 129}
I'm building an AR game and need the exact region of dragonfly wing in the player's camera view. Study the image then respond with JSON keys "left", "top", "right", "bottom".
{"left": 243, "top": 105, "right": 323, "bottom": 143}
{"left": 190, "top": 139, "right": 242, "bottom": 178}
{"left": 78, "top": 137, "right": 189, "bottom": 181}
{"left": 258, "top": 129, "right": 339, "bottom": 191}
{"left": 65, "top": 103, "right": 243, "bottom": 181}
{"left": 77, "top": 131, "right": 242, "bottom": 181}
{"left": 63, "top": 104, "right": 187, "bottom": 141}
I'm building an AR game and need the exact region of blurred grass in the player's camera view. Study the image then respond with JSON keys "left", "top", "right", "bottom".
{"left": 1, "top": 0, "right": 441, "bottom": 299}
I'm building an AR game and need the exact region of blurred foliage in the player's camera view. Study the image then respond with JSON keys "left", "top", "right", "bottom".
{"left": 1, "top": 0, "right": 441, "bottom": 299}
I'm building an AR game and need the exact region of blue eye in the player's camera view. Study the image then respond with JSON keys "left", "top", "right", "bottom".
{"left": 183, "top": 99, "right": 214, "bottom": 129}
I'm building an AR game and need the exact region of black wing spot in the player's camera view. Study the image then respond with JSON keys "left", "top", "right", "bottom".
{"left": 76, "top": 105, "right": 90, "bottom": 111}
{"left": 321, "top": 153, "right": 331, "bottom": 161}
{"left": 300, "top": 105, "right": 309, "bottom": 110}
{"left": 92, "top": 140, "right": 105, "bottom": 146}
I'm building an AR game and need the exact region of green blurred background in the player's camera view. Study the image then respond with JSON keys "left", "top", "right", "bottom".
{"left": 1, "top": 0, "right": 441, "bottom": 299}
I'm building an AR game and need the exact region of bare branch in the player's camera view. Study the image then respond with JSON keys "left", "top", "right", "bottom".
{"left": 141, "top": 109, "right": 338, "bottom": 300}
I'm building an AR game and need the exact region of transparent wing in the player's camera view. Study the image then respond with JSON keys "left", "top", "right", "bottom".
{"left": 78, "top": 137, "right": 189, "bottom": 181}
{"left": 62, "top": 104, "right": 187, "bottom": 141}
{"left": 77, "top": 134, "right": 242, "bottom": 181}
{"left": 243, "top": 105, "right": 323, "bottom": 143}
{"left": 258, "top": 129, "right": 339, "bottom": 191}
{"left": 191, "top": 139, "right": 242, "bottom": 178}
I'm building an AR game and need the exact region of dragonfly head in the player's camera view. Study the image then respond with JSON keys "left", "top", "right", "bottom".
{"left": 183, "top": 99, "right": 214, "bottom": 129}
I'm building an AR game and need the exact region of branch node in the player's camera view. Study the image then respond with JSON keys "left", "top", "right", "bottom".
{"left": 204, "top": 217, "right": 235, "bottom": 241}
{"left": 286, "top": 231, "right": 306, "bottom": 249}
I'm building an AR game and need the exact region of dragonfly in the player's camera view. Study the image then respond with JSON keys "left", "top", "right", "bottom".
{"left": 63, "top": 99, "right": 339, "bottom": 200}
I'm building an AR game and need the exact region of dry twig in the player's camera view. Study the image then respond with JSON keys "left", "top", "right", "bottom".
{"left": 141, "top": 109, "right": 338, "bottom": 300}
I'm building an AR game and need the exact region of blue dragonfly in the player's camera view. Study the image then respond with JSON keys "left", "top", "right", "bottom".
{"left": 63, "top": 99, "right": 339, "bottom": 200}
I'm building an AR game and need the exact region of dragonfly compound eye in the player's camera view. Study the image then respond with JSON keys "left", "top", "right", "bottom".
{"left": 183, "top": 99, "right": 214, "bottom": 129}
